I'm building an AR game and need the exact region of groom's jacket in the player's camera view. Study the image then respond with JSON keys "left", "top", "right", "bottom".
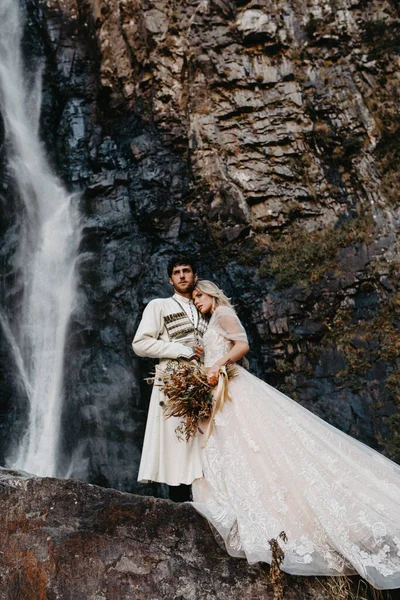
{"left": 132, "top": 294, "right": 208, "bottom": 361}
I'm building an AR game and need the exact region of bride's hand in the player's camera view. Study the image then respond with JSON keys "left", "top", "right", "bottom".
{"left": 207, "top": 365, "right": 220, "bottom": 386}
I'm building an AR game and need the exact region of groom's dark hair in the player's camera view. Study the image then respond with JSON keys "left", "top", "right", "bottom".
{"left": 167, "top": 254, "right": 197, "bottom": 277}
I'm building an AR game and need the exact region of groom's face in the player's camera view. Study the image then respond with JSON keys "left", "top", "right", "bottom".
{"left": 169, "top": 264, "right": 198, "bottom": 295}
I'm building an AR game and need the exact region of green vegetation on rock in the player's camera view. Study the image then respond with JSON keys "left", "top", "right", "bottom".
{"left": 267, "top": 212, "right": 375, "bottom": 289}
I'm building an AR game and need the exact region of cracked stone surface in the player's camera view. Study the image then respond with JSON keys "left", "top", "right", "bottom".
{"left": 0, "top": 468, "right": 334, "bottom": 599}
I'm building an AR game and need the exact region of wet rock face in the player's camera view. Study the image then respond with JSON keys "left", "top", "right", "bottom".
{"left": 0, "top": 468, "right": 333, "bottom": 600}
{"left": 0, "top": 0, "right": 399, "bottom": 490}
{"left": 88, "top": 0, "right": 400, "bottom": 226}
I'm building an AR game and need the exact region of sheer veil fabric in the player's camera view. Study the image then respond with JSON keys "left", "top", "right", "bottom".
{"left": 191, "top": 306, "right": 400, "bottom": 590}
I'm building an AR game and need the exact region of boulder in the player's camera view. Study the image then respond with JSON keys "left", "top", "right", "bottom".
{"left": 0, "top": 468, "right": 332, "bottom": 600}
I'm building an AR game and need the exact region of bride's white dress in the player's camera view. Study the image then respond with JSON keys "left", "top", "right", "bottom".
{"left": 191, "top": 306, "right": 400, "bottom": 590}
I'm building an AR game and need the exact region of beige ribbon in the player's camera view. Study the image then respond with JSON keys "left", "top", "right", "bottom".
{"left": 202, "top": 366, "right": 232, "bottom": 446}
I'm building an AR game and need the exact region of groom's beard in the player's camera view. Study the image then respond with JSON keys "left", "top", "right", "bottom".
{"left": 174, "top": 285, "right": 193, "bottom": 294}
{"left": 174, "top": 282, "right": 195, "bottom": 295}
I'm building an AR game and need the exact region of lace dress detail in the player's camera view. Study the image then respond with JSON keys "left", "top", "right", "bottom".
{"left": 192, "top": 307, "right": 400, "bottom": 590}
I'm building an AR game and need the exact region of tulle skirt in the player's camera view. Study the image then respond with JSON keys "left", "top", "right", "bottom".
{"left": 192, "top": 366, "right": 400, "bottom": 590}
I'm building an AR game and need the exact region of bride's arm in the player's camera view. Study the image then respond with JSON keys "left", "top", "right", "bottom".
{"left": 207, "top": 306, "right": 250, "bottom": 385}
{"left": 208, "top": 340, "right": 249, "bottom": 385}
{"left": 215, "top": 340, "right": 250, "bottom": 367}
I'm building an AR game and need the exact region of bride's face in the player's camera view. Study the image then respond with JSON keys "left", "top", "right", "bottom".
{"left": 193, "top": 290, "right": 213, "bottom": 314}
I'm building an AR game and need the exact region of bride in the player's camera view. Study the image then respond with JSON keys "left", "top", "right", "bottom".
{"left": 190, "top": 280, "right": 400, "bottom": 590}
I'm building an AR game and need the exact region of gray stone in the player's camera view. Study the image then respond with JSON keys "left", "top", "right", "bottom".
{"left": 0, "top": 468, "right": 336, "bottom": 600}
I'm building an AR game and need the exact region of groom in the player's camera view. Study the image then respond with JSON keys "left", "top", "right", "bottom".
{"left": 132, "top": 255, "right": 208, "bottom": 501}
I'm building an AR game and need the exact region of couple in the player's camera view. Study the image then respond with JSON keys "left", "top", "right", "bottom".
{"left": 132, "top": 255, "right": 400, "bottom": 590}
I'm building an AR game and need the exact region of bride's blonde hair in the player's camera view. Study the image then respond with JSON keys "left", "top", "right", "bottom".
{"left": 194, "top": 280, "right": 235, "bottom": 313}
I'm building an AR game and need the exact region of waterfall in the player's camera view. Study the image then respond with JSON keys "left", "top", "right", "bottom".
{"left": 0, "top": 0, "right": 81, "bottom": 477}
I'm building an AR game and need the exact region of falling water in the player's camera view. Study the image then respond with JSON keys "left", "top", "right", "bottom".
{"left": 0, "top": 0, "right": 81, "bottom": 476}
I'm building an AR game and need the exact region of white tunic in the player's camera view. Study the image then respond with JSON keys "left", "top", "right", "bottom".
{"left": 132, "top": 294, "right": 206, "bottom": 485}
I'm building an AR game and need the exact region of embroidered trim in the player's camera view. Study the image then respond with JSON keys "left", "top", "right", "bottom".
{"left": 164, "top": 311, "right": 187, "bottom": 324}
{"left": 197, "top": 314, "right": 209, "bottom": 337}
{"left": 163, "top": 311, "right": 196, "bottom": 342}
{"left": 164, "top": 302, "right": 208, "bottom": 342}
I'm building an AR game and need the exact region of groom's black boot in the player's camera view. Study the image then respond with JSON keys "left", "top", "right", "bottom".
{"left": 168, "top": 484, "right": 191, "bottom": 502}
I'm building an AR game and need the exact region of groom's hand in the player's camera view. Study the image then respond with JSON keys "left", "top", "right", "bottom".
{"left": 194, "top": 344, "right": 204, "bottom": 359}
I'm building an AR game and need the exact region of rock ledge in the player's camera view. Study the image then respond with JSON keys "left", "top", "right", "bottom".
{"left": 0, "top": 468, "right": 331, "bottom": 599}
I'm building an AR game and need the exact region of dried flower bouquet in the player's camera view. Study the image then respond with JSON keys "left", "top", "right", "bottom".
{"left": 153, "top": 360, "right": 237, "bottom": 442}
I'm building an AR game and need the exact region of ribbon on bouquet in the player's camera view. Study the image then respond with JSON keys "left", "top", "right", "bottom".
{"left": 202, "top": 366, "right": 232, "bottom": 446}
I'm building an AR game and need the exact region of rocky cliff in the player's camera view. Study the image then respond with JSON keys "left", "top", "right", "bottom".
{"left": 0, "top": 0, "right": 399, "bottom": 492}
{"left": 0, "top": 467, "right": 336, "bottom": 600}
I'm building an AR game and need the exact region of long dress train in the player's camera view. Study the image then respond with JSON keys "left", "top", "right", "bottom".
{"left": 191, "top": 306, "right": 400, "bottom": 590}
